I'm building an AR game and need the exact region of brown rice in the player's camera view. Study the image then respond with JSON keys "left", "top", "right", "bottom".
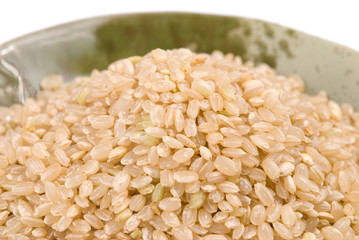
{"left": 0, "top": 48, "right": 359, "bottom": 239}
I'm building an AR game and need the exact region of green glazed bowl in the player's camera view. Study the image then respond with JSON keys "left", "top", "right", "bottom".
{"left": 0, "top": 12, "right": 358, "bottom": 107}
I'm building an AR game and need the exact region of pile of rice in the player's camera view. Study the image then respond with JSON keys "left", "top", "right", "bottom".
{"left": 0, "top": 48, "right": 359, "bottom": 240}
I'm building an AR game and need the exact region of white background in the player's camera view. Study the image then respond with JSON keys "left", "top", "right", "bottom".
{"left": 0, "top": 0, "right": 359, "bottom": 51}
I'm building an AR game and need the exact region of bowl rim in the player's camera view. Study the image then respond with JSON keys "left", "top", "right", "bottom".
{"left": 1, "top": 11, "right": 358, "bottom": 56}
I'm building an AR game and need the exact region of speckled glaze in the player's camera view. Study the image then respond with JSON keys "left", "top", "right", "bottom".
{"left": 0, "top": 12, "right": 358, "bottom": 107}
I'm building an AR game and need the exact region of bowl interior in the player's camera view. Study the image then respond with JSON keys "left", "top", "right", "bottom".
{"left": 1, "top": 13, "right": 358, "bottom": 107}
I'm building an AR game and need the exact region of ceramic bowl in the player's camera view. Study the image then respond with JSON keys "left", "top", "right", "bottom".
{"left": 0, "top": 12, "right": 358, "bottom": 107}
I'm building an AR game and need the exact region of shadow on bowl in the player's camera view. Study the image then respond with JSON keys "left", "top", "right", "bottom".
{"left": 0, "top": 12, "right": 358, "bottom": 107}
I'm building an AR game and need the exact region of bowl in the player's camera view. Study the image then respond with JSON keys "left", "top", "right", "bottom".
{"left": 0, "top": 12, "right": 358, "bottom": 107}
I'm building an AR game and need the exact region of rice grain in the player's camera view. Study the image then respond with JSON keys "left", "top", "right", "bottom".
{"left": 0, "top": 48, "right": 359, "bottom": 239}
{"left": 174, "top": 171, "right": 199, "bottom": 183}
{"left": 214, "top": 156, "right": 237, "bottom": 176}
